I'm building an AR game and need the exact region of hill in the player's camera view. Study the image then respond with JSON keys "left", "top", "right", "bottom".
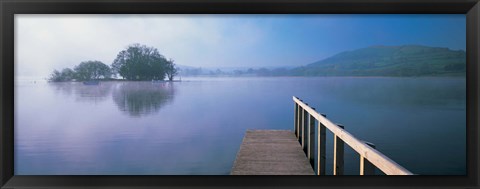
{"left": 292, "top": 45, "right": 466, "bottom": 76}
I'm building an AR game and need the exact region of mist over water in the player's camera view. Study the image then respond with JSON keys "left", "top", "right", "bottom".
{"left": 14, "top": 77, "right": 466, "bottom": 175}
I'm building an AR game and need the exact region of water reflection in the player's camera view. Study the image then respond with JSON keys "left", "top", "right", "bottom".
{"left": 315, "top": 77, "right": 465, "bottom": 108}
{"left": 18, "top": 77, "right": 464, "bottom": 175}
{"left": 50, "top": 82, "right": 113, "bottom": 103}
{"left": 112, "top": 82, "right": 175, "bottom": 117}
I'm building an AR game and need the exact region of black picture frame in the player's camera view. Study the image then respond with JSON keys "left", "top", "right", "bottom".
{"left": 1, "top": 0, "right": 479, "bottom": 188}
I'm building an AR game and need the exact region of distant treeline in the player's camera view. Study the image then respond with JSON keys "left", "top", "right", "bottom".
{"left": 52, "top": 44, "right": 466, "bottom": 81}
{"left": 179, "top": 45, "right": 466, "bottom": 77}
{"left": 49, "top": 44, "right": 178, "bottom": 82}
{"left": 179, "top": 67, "right": 291, "bottom": 77}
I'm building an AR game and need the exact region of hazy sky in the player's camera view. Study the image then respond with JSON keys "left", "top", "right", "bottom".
{"left": 15, "top": 14, "right": 465, "bottom": 78}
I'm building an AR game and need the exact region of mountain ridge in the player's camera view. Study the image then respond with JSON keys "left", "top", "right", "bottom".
{"left": 292, "top": 45, "right": 466, "bottom": 76}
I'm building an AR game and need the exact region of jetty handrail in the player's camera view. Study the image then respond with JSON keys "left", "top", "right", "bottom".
{"left": 293, "top": 96, "right": 413, "bottom": 175}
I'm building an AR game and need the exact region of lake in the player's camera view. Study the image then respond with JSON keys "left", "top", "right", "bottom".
{"left": 14, "top": 77, "right": 466, "bottom": 175}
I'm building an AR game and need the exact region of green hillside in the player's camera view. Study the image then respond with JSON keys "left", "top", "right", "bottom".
{"left": 292, "top": 45, "right": 466, "bottom": 76}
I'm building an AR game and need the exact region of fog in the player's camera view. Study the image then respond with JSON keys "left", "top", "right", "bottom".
{"left": 15, "top": 14, "right": 465, "bottom": 79}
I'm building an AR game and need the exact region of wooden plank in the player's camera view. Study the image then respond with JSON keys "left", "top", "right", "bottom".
{"left": 231, "top": 130, "right": 315, "bottom": 175}
{"left": 293, "top": 96, "right": 413, "bottom": 175}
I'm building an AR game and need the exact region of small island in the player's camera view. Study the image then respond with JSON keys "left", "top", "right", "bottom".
{"left": 49, "top": 43, "right": 178, "bottom": 83}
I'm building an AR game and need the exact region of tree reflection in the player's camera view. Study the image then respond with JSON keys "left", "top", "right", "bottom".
{"left": 112, "top": 82, "right": 175, "bottom": 117}
{"left": 50, "top": 82, "right": 113, "bottom": 103}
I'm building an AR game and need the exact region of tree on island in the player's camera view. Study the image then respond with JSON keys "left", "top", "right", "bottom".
{"left": 48, "top": 61, "right": 111, "bottom": 82}
{"left": 111, "top": 44, "right": 177, "bottom": 81}
{"left": 74, "top": 60, "right": 111, "bottom": 81}
{"left": 49, "top": 43, "right": 178, "bottom": 82}
{"left": 49, "top": 68, "right": 76, "bottom": 82}
{"left": 165, "top": 59, "right": 178, "bottom": 81}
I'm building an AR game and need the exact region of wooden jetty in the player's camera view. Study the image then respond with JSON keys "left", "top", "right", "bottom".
{"left": 230, "top": 130, "right": 315, "bottom": 175}
{"left": 231, "top": 96, "right": 414, "bottom": 175}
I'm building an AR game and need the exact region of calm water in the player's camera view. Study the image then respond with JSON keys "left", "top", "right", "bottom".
{"left": 14, "top": 77, "right": 466, "bottom": 175}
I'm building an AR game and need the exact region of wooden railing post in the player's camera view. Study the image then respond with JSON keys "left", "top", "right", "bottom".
{"left": 302, "top": 104, "right": 308, "bottom": 151}
{"left": 317, "top": 114, "right": 326, "bottom": 175}
{"left": 307, "top": 108, "right": 315, "bottom": 167}
{"left": 298, "top": 105, "right": 303, "bottom": 144}
{"left": 298, "top": 105, "right": 301, "bottom": 140}
{"left": 334, "top": 124, "right": 345, "bottom": 175}
{"left": 294, "top": 102, "right": 298, "bottom": 138}
{"left": 292, "top": 96, "right": 413, "bottom": 175}
{"left": 360, "top": 142, "right": 376, "bottom": 175}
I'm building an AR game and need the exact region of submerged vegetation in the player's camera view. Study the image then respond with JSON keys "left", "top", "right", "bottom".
{"left": 49, "top": 44, "right": 178, "bottom": 82}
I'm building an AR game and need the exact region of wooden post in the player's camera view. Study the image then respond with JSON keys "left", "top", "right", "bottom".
{"left": 298, "top": 106, "right": 303, "bottom": 144}
{"left": 334, "top": 124, "right": 345, "bottom": 175}
{"left": 294, "top": 103, "right": 298, "bottom": 138}
{"left": 298, "top": 100, "right": 304, "bottom": 144}
{"left": 302, "top": 107, "right": 308, "bottom": 152}
{"left": 360, "top": 142, "right": 376, "bottom": 175}
{"left": 317, "top": 114, "right": 326, "bottom": 175}
{"left": 307, "top": 109, "right": 315, "bottom": 167}
{"left": 292, "top": 96, "right": 413, "bottom": 175}
{"left": 298, "top": 106, "right": 303, "bottom": 142}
